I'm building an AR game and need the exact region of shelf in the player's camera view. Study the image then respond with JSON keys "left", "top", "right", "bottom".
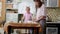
{"left": 6, "top": 8, "right": 18, "bottom": 13}
{"left": 6, "top": 3, "right": 13, "bottom": 4}
{"left": 6, "top": 8, "right": 18, "bottom": 11}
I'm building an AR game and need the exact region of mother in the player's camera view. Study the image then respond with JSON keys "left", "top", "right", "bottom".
{"left": 34, "top": 0, "right": 46, "bottom": 34}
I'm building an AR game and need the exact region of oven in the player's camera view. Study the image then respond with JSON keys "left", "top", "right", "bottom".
{"left": 46, "top": 27, "right": 58, "bottom": 34}
{"left": 46, "top": 22, "right": 60, "bottom": 34}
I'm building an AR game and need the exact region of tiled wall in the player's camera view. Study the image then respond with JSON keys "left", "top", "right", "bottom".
{"left": 46, "top": 8, "right": 60, "bottom": 22}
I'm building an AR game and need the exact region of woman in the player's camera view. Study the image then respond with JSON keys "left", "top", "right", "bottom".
{"left": 34, "top": 0, "right": 46, "bottom": 34}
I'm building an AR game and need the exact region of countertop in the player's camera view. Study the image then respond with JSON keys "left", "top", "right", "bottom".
{"left": 46, "top": 22, "right": 60, "bottom": 23}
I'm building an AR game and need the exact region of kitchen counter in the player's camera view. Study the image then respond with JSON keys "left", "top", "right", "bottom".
{"left": 46, "top": 22, "right": 60, "bottom": 27}
{"left": 46, "top": 22, "right": 60, "bottom": 23}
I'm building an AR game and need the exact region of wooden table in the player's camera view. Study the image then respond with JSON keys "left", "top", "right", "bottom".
{"left": 4, "top": 22, "right": 41, "bottom": 34}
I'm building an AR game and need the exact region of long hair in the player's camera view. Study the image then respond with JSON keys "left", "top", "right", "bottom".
{"left": 34, "top": 0, "right": 42, "bottom": 8}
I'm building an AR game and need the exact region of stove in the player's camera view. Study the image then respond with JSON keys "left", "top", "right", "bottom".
{"left": 46, "top": 22, "right": 60, "bottom": 34}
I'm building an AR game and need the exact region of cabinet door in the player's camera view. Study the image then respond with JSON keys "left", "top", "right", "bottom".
{"left": 45, "top": 0, "right": 58, "bottom": 7}
{"left": 6, "top": 13, "right": 18, "bottom": 23}
{"left": 59, "top": 0, "right": 60, "bottom": 7}
{"left": 0, "top": 0, "right": 6, "bottom": 21}
{"left": 46, "top": 27, "right": 58, "bottom": 34}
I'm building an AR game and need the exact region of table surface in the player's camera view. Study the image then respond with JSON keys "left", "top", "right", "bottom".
{"left": 8, "top": 23, "right": 40, "bottom": 27}
{"left": 4, "top": 22, "right": 41, "bottom": 34}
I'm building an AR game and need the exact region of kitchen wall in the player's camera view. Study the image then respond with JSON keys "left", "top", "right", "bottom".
{"left": 46, "top": 8, "right": 60, "bottom": 22}
{"left": 18, "top": 0, "right": 35, "bottom": 14}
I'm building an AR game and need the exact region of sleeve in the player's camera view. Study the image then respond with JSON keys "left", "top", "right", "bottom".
{"left": 40, "top": 4, "right": 46, "bottom": 16}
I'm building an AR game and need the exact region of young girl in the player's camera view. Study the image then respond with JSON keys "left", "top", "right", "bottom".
{"left": 22, "top": 7, "right": 33, "bottom": 34}
{"left": 23, "top": 7, "right": 32, "bottom": 23}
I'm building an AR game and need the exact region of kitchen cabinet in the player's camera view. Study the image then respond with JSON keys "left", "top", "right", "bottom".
{"left": 6, "top": 13, "right": 18, "bottom": 23}
{"left": 6, "top": 0, "right": 20, "bottom": 9}
{"left": 0, "top": 2, "right": 2, "bottom": 17}
{"left": 0, "top": 0, "right": 6, "bottom": 21}
{"left": 6, "top": 0, "right": 20, "bottom": 4}
{"left": 44, "top": 0, "right": 60, "bottom": 7}
{"left": 6, "top": 0, "right": 14, "bottom": 9}
{"left": 6, "top": 0, "right": 18, "bottom": 20}
{"left": 6, "top": 0, "right": 20, "bottom": 13}
{"left": 58, "top": 0, "right": 60, "bottom": 7}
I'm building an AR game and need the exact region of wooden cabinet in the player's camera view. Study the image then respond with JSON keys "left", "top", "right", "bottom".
{"left": 0, "top": 0, "right": 6, "bottom": 21}
{"left": 58, "top": 0, "right": 60, "bottom": 7}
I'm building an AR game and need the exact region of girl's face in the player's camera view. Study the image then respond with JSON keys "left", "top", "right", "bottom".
{"left": 26, "top": 7, "right": 30, "bottom": 13}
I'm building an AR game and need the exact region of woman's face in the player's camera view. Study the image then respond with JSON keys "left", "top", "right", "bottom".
{"left": 35, "top": 2, "right": 39, "bottom": 7}
{"left": 35, "top": 2, "right": 39, "bottom": 6}
{"left": 34, "top": 1, "right": 42, "bottom": 8}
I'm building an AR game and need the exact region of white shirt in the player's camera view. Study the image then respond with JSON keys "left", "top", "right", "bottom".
{"left": 36, "top": 4, "right": 46, "bottom": 20}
